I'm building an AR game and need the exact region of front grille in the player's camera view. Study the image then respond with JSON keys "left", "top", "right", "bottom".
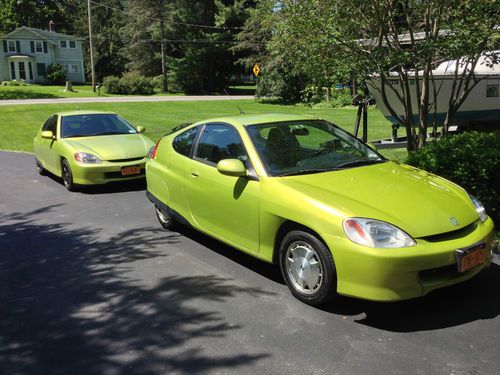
{"left": 420, "top": 221, "right": 478, "bottom": 243}
{"left": 108, "top": 157, "right": 145, "bottom": 163}
{"left": 104, "top": 169, "right": 145, "bottom": 179}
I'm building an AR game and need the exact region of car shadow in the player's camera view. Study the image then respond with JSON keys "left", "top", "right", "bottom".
{"left": 321, "top": 257, "right": 500, "bottom": 332}
{"left": 176, "top": 226, "right": 283, "bottom": 284}
{"left": 43, "top": 172, "right": 146, "bottom": 194}
{"left": 173, "top": 224, "right": 500, "bottom": 332}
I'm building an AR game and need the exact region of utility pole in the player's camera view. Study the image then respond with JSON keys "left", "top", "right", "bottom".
{"left": 160, "top": 0, "right": 168, "bottom": 93}
{"left": 87, "top": 0, "right": 96, "bottom": 92}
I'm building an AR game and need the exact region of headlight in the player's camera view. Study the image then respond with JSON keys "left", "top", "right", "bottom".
{"left": 74, "top": 152, "right": 102, "bottom": 164}
{"left": 343, "top": 218, "right": 416, "bottom": 248}
{"left": 468, "top": 194, "right": 487, "bottom": 223}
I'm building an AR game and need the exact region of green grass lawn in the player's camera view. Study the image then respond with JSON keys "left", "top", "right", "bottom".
{"left": 0, "top": 83, "right": 255, "bottom": 100}
{"left": 0, "top": 99, "right": 405, "bottom": 160}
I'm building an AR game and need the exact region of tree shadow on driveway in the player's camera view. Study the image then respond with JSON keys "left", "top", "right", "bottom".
{"left": 0, "top": 206, "right": 270, "bottom": 375}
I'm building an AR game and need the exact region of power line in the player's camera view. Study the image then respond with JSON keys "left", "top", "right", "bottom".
{"left": 90, "top": 0, "right": 244, "bottom": 31}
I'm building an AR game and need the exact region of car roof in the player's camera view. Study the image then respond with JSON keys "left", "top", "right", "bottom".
{"left": 191, "top": 113, "right": 321, "bottom": 128}
{"left": 56, "top": 111, "right": 117, "bottom": 117}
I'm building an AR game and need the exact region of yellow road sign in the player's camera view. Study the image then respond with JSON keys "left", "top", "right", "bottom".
{"left": 253, "top": 64, "right": 261, "bottom": 77}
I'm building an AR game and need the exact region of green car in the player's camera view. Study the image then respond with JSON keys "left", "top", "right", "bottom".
{"left": 146, "top": 113, "right": 495, "bottom": 306}
{"left": 34, "top": 111, "right": 155, "bottom": 191}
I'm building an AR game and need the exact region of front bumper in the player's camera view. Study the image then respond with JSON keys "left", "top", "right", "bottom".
{"left": 325, "top": 217, "right": 495, "bottom": 301}
{"left": 70, "top": 158, "right": 148, "bottom": 185}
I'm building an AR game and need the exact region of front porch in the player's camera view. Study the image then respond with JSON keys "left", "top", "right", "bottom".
{"left": 5, "top": 55, "right": 37, "bottom": 83}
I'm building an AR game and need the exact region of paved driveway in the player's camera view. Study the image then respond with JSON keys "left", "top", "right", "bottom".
{"left": 0, "top": 151, "right": 499, "bottom": 375}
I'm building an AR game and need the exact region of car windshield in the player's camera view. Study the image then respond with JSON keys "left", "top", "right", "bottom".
{"left": 61, "top": 114, "right": 138, "bottom": 138}
{"left": 246, "top": 120, "right": 385, "bottom": 176}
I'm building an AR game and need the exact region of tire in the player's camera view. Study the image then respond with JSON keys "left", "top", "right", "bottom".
{"left": 36, "top": 159, "right": 46, "bottom": 176}
{"left": 61, "top": 159, "right": 77, "bottom": 192}
{"left": 279, "top": 230, "right": 337, "bottom": 306}
{"left": 155, "top": 206, "right": 177, "bottom": 230}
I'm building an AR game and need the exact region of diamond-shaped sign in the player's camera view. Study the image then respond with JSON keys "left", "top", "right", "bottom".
{"left": 252, "top": 64, "right": 261, "bottom": 77}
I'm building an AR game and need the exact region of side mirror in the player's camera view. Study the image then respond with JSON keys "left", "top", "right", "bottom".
{"left": 136, "top": 126, "right": 145, "bottom": 133}
{"left": 217, "top": 159, "right": 247, "bottom": 177}
{"left": 41, "top": 130, "right": 54, "bottom": 139}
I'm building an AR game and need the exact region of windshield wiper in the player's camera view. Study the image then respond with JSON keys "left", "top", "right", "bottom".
{"left": 278, "top": 168, "right": 336, "bottom": 176}
{"left": 97, "top": 131, "right": 131, "bottom": 135}
{"left": 64, "top": 134, "right": 90, "bottom": 138}
{"left": 335, "top": 159, "right": 385, "bottom": 169}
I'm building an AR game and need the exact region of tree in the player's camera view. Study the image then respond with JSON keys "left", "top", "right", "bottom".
{"left": 262, "top": 0, "right": 500, "bottom": 150}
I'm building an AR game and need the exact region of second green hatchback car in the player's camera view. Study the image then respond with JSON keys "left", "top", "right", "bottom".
{"left": 34, "top": 111, "right": 155, "bottom": 191}
{"left": 146, "top": 113, "right": 495, "bottom": 306}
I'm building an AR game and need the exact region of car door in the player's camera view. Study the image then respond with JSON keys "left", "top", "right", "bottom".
{"left": 37, "top": 115, "right": 59, "bottom": 173}
{"left": 184, "top": 123, "right": 260, "bottom": 253}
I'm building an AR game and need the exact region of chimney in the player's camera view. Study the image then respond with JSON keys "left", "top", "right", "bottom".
{"left": 49, "top": 20, "right": 55, "bottom": 32}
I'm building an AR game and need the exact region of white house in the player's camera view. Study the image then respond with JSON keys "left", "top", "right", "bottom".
{"left": 0, "top": 24, "right": 85, "bottom": 84}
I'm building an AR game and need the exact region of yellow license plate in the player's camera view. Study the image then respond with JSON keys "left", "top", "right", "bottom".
{"left": 121, "top": 166, "right": 141, "bottom": 176}
{"left": 456, "top": 243, "right": 486, "bottom": 273}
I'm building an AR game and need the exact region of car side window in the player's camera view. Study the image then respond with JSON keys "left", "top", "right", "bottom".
{"left": 173, "top": 126, "right": 199, "bottom": 157}
{"left": 195, "top": 124, "right": 248, "bottom": 166}
{"left": 41, "top": 115, "right": 58, "bottom": 135}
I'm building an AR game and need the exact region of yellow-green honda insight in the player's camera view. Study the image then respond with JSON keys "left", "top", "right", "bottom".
{"left": 146, "top": 113, "right": 495, "bottom": 306}
{"left": 34, "top": 111, "right": 155, "bottom": 191}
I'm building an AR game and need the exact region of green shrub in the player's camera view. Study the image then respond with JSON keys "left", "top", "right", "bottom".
{"left": 103, "top": 73, "right": 154, "bottom": 95}
{"left": 102, "top": 76, "right": 121, "bottom": 94}
{"left": 1, "top": 80, "right": 28, "bottom": 86}
{"left": 406, "top": 131, "right": 500, "bottom": 224}
{"left": 256, "top": 67, "right": 302, "bottom": 104}
{"left": 46, "top": 64, "right": 67, "bottom": 85}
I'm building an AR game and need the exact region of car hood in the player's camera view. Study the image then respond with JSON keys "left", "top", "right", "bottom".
{"left": 64, "top": 134, "right": 154, "bottom": 161}
{"left": 273, "top": 161, "right": 478, "bottom": 238}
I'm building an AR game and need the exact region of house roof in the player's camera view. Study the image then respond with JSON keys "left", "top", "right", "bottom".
{"left": 3, "top": 26, "right": 85, "bottom": 43}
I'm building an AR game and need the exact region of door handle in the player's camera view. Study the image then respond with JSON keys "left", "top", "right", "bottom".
{"left": 191, "top": 171, "right": 199, "bottom": 178}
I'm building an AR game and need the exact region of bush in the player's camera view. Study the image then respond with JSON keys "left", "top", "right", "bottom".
{"left": 103, "top": 73, "right": 155, "bottom": 95}
{"left": 1, "top": 80, "right": 29, "bottom": 86}
{"left": 256, "top": 67, "right": 302, "bottom": 104}
{"left": 406, "top": 131, "right": 500, "bottom": 224}
{"left": 46, "top": 64, "right": 67, "bottom": 85}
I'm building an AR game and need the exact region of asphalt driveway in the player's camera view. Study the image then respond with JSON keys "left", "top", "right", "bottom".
{"left": 0, "top": 151, "right": 499, "bottom": 375}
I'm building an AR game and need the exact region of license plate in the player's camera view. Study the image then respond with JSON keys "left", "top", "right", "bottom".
{"left": 121, "top": 166, "right": 141, "bottom": 176}
{"left": 456, "top": 243, "right": 486, "bottom": 273}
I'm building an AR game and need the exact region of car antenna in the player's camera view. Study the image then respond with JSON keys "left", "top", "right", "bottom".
{"left": 223, "top": 88, "right": 245, "bottom": 115}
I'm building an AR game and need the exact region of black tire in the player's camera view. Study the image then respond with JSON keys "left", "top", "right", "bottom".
{"left": 61, "top": 158, "right": 77, "bottom": 192}
{"left": 36, "top": 159, "right": 46, "bottom": 176}
{"left": 279, "top": 230, "right": 337, "bottom": 306}
{"left": 155, "top": 206, "right": 177, "bottom": 230}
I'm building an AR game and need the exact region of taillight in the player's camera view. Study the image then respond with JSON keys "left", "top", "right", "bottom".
{"left": 149, "top": 140, "right": 161, "bottom": 159}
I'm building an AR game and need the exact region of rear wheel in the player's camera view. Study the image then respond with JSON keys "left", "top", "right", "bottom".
{"left": 36, "top": 159, "right": 46, "bottom": 176}
{"left": 61, "top": 159, "right": 77, "bottom": 192}
{"left": 279, "top": 230, "right": 337, "bottom": 306}
{"left": 155, "top": 206, "right": 177, "bottom": 230}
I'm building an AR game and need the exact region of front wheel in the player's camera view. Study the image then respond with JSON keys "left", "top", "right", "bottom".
{"left": 61, "top": 159, "right": 77, "bottom": 192}
{"left": 155, "top": 206, "right": 177, "bottom": 230}
{"left": 279, "top": 230, "right": 337, "bottom": 306}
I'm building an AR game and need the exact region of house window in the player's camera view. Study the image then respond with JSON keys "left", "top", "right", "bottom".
{"left": 18, "top": 62, "right": 26, "bottom": 80}
{"left": 69, "top": 64, "right": 79, "bottom": 73}
{"left": 60, "top": 40, "right": 67, "bottom": 48}
{"left": 28, "top": 62, "right": 34, "bottom": 80}
{"left": 8, "top": 41, "right": 16, "bottom": 52}
{"left": 486, "top": 84, "right": 499, "bottom": 98}
{"left": 69, "top": 41, "right": 76, "bottom": 48}
{"left": 35, "top": 41, "right": 43, "bottom": 53}
{"left": 10, "top": 61, "right": 16, "bottom": 79}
